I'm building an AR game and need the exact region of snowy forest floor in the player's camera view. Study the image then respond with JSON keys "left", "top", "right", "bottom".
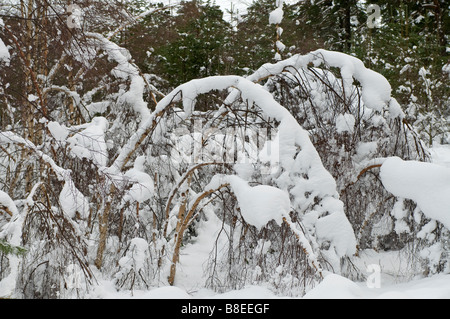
{"left": 90, "top": 244, "right": 450, "bottom": 299}
{"left": 86, "top": 144, "right": 450, "bottom": 299}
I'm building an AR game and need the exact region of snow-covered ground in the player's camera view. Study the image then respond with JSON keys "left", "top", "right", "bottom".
{"left": 142, "top": 272, "right": 450, "bottom": 299}
{"left": 430, "top": 143, "right": 450, "bottom": 169}
{"left": 303, "top": 272, "right": 450, "bottom": 299}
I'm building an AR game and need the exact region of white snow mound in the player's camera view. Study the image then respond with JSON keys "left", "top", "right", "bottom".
{"left": 380, "top": 157, "right": 450, "bottom": 230}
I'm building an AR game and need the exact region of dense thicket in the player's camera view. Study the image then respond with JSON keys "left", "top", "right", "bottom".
{"left": 0, "top": 0, "right": 448, "bottom": 298}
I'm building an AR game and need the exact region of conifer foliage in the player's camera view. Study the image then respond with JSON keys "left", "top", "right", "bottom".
{"left": 0, "top": 0, "right": 448, "bottom": 298}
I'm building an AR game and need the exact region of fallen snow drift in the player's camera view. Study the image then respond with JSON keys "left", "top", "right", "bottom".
{"left": 88, "top": 271, "right": 450, "bottom": 299}
{"left": 380, "top": 157, "right": 450, "bottom": 230}
{"left": 303, "top": 273, "right": 450, "bottom": 299}
{"left": 430, "top": 144, "right": 450, "bottom": 168}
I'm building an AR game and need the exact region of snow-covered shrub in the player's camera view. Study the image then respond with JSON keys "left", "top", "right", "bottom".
{"left": 252, "top": 49, "right": 449, "bottom": 278}
{"left": 0, "top": 1, "right": 448, "bottom": 299}
{"left": 114, "top": 237, "right": 155, "bottom": 291}
{"left": 380, "top": 157, "right": 450, "bottom": 275}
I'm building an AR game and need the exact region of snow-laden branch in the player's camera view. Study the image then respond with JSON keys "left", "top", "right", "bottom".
{"left": 85, "top": 32, "right": 151, "bottom": 122}
{"left": 242, "top": 49, "right": 401, "bottom": 116}
{"left": 380, "top": 157, "right": 450, "bottom": 230}
{"left": 119, "top": 75, "right": 357, "bottom": 261}
{"left": 0, "top": 131, "right": 70, "bottom": 181}
{"left": 84, "top": 7, "right": 179, "bottom": 123}
{"left": 192, "top": 174, "right": 324, "bottom": 276}
{"left": 111, "top": 48, "right": 403, "bottom": 176}
{"left": 112, "top": 75, "right": 331, "bottom": 180}
{"left": 0, "top": 184, "right": 39, "bottom": 297}
{"left": 116, "top": 74, "right": 330, "bottom": 190}
{"left": 0, "top": 189, "right": 18, "bottom": 217}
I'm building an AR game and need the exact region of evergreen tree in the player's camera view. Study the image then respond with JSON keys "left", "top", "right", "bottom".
{"left": 115, "top": 2, "right": 175, "bottom": 93}
{"left": 233, "top": 0, "right": 277, "bottom": 71}
{"left": 355, "top": 0, "right": 449, "bottom": 145}
{"left": 287, "top": 0, "right": 365, "bottom": 54}
{"left": 156, "top": 1, "right": 233, "bottom": 88}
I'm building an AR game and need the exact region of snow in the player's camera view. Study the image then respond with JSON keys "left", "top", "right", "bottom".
{"left": 336, "top": 113, "right": 355, "bottom": 134}
{"left": 122, "top": 155, "right": 154, "bottom": 203}
{"left": 0, "top": 190, "right": 23, "bottom": 297}
{"left": 204, "top": 174, "right": 291, "bottom": 230}
{"left": 59, "top": 179, "right": 90, "bottom": 219}
{"left": 211, "top": 286, "right": 277, "bottom": 299}
{"left": 303, "top": 272, "right": 450, "bottom": 299}
{"left": 88, "top": 32, "right": 151, "bottom": 122}
{"left": 275, "top": 40, "right": 286, "bottom": 52}
{"left": 354, "top": 141, "right": 378, "bottom": 162}
{"left": 27, "top": 94, "right": 39, "bottom": 102}
{"left": 173, "top": 209, "right": 224, "bottom": 290}
{"left": 443, "top": 63, "right": 450, "bottom": 80}
{"left": 117, "top": 238, "right": 149, "bottom": 273}
{"left": 315, "top": 210, "right": 357, "bottom": 257}
{"left": 222, "top": 175, "right": 291, "bottom": 230}
{"left": 0, "top": 189, "right": 19, "bottom": 216}
{"left": 67, "top": 117, "right": 109, "bottom": 167}
{"left": 303, "top": 273, "right": 363, "bottom": 299}
{"left": 0, "top": 131, "right": 70, "bottom": 181}
{"left": 380, "top": 156, "right": 450, "bottom": 230}
{"left": 136, "top": 286, "right": 192, "bottom": 299}
{"left": 269, "top": 7, "right": 283, "bottom": 25}
{"left": 391, "top": 199, "right": 410, "bottom": 234}
{"left": 85, "top": 101, "right": 110, "bottom": 117}
{"left": 308, "top": 50, "right": 392, "bottom": 112}
{"left": 150, "top": 74, "right": 356, "bottom": 262}
{"left": 119, "top": 76, "right": 149, "bottom": 122}
{"left": 107, "top": 274, "right": 450, "bottom": 298}
{"left": 0, "top": 36, "right": 10, "bottom": 65}
{"left": 430, "top": 143, "right": 450, "bottom": 168}
{"left": 246, "top": 49, "right": 394, "bottom": 115}
{"left": 47, "top": 121, "right": 69, "bottom": 142}
{"left": 86, "top": 143, "right": 450, "bottom": 300}
{"left": 1, "top": 2, "right": 449, "bottom": 299}
{"left": 88, "top": 280, "right": 192, "bottom": 299}
{"left": 86, "top": 245, "right": 450, "bottom": 299}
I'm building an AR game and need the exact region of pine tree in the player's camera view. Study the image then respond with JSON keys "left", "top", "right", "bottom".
{"left": 233, "top": 0, "right": 276, "bottom": 71}
{"left": 156, "top": 1, "right": 233, "bottom": 88}
{"left": 354, "top": 0, "right": 449, "bottom": 145}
